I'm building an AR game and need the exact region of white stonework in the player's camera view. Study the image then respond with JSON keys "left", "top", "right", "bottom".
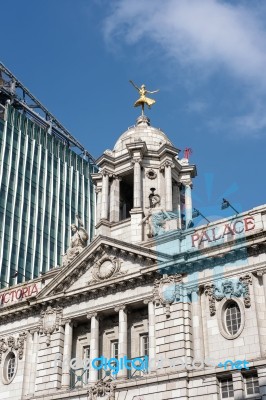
{"left": 0, "top": 115, "right": 266, "bottom": 400}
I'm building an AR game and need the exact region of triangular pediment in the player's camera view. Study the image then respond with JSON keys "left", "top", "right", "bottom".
{"left": 35, "top": 235, "right": 173, "bottom": 300}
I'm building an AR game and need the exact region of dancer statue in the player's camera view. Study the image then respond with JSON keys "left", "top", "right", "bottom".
{"left": 129, "top": 80, "right": 159, "bottom": 115}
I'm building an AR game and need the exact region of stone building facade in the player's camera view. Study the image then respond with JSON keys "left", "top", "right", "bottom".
{"left": 0, "top": 115, "right": 266, "bottom": 400}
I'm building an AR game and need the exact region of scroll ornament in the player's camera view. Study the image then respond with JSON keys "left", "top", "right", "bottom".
{"left": 205, "top": 275, "right": 252, "bottom": 316}
{"left": 0, "top": 332, "right": 27, "bottom": 363}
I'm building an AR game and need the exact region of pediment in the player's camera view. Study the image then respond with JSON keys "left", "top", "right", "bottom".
{"left": 35, "top": 235, "right": 172, "bottom": 300}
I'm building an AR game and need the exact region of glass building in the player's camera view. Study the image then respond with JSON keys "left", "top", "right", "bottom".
{"left": 0, "top": 64, "right": 96, "bottom": 288}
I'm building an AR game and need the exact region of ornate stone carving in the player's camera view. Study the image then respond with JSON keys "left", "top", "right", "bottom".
{"left": 88, "top": 378, "right": 116, "bottom": 400}
{"left": 146, "top": 168, "right": 157, "bottom": 180}
{"left": 153, "top": 275, "right": 182, "bottom": 317}
{"left": 159, "top": 160, "right": 175, "bottom": 171}
{"left": 205, "top": 275, "right": 252, "bottom": 316}
{"left": 139, "top": 193, "right": 178, "bottom": 237}
{"left": 62, "top": 214, "right": 89, "bottom": 267}
{"left": 39, "top": 306, "right": 63, "bottom": 345}
{"left": 131, "top": 158, "right": 142, "bottom": 165}
{"left": 90, "top": 255, "right": 123, "bottom": 283}
{"left": 0, "top": 332, "right": 27, "bottom": 363}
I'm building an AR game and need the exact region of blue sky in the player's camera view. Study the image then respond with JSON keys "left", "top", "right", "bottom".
{"left": 1, "top": 0, "right": 266, "bottom": 221}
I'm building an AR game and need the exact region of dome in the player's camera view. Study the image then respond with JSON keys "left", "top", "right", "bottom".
{"left": 113, "top": 115, "right": 173, "bottom": 156}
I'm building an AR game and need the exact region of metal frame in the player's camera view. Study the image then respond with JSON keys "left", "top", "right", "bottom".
{"left": 0, "top": 62, "right": 95, "bottom": 163}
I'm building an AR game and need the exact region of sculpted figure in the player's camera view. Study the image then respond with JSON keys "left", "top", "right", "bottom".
{"left": 62, "top": 214, "right": 88, "bottom": 267}
{"left": 140, "top": 194, "right": 177, "bottom": 238}
{"left": 129, "top": 80, "right": 159, "bottom": 115}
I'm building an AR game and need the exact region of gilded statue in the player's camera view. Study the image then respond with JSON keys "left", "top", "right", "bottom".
{"left": 62, "top": 214, "right": 88, "bottom": 267}
{"left": 129, "top": 80, "right": 159, "bottom": 115}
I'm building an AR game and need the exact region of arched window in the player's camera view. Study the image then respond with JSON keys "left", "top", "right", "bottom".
{"left": 7, "top": 353, "right": 16, "bottom": 381}
{"left": 225, "top": 301, "right": 241, "bottom": 335}
{"left": 2, "top": 352, "right": 17, "bottom": 384}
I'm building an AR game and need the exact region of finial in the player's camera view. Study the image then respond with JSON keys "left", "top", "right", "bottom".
{"left": 129, "top": 80, "right": 159, "bottom": 116}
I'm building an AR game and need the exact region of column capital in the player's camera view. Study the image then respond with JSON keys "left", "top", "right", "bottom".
{"left": 186, "top": 285, "right": 200, "bottom": 296}
{"left": 114, "top": 304, "right": 127, "bottom": 312}
{"left": 95, "top": 187, "right": 102, "bottom": 194}
{"left": 29, "top": 327, "right": 40, "bottom": 335}
{"left": 159, "top": 160, "right": 174, "bottom": 171}
{"left": 255, "top": 268, "right": 266, "bottom": 277}
{"left": 181, "top": 178, "right": 193, "bottom": 187}
{"left": 87, "top": 312, "right": 98, "bottom": 319}
{"left": 61, "top": 318, "right": 76, "bottom": 328}
{"left": 131, "top": 157, "right": 142, "bottom": 165}
{"left": 100, "top": 168, "right": 111, "bottom": 177}
{"left": 143, "top": 297, "right": 155, "bottom": 305}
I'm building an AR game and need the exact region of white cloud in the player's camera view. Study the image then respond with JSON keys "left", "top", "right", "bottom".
{"left": 103, "top": 0, "right": 266, "bottom": 86}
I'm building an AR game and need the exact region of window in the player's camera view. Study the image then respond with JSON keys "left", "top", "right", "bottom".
{"left": 111, "top": 340, "right": 119, "bottom": 359}
{"left": 7, "top": 354, "right": 15, "bottom": 380}
{"left": 225, "top": 301, "right": 241, "bottom": 335}
{"left": 140, "top": 334, "right": 149, "bottom": 356}
{"left": 245, "top": 373, "right": 260, "bottom": 395}
{"left": 2, "top": 352, "right": 16, "bottom": 384}
{"left": 220, "top": 377, "right": 234, "bottom": 399}
{"left": 83, "top": 346, "right": 90, "bottom": 383}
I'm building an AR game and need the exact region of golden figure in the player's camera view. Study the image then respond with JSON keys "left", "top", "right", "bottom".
{"left": 129, "top": 80, "right": 159, "bottom": 115}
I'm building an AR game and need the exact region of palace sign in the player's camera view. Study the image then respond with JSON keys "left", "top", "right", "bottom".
{"left": 191, "top": 216, "right": 255, "bottom": 248}
{"left": 0, "top": 283, "right": 39, "bottom": 306}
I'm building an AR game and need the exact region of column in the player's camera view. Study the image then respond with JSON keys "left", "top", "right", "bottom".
{"left": 184, "top": 180, "right": 192, "bottom": 228}
{"left": 144, "top": 299, "right": 156, "bottom": 361}
{"left": 28, "top": 329, "right": 39, "bottom": 396}
{"left": 115, "top": 305, "right": 128, "bottom": 379}
{"left": 251, "top": 273, "right": 266, "bottom": 356}
{"left": 258, "top": 367, "right": 266, "bottom": 399}
{"left": 257, "top": 269, "right": 266, "bottom": 304}
{"left": 22, "top": 331, "right": 33, "bottom": 397}
{"left": 232, "top": 372, "right": 244, "bottom": 400}
{"left": 190, "top": 287, "right": 205, "bottom": 360}
{"left": 61, "top": 320, "right": 73, "bottom": 389}
{"left": 101, "top": 171, "right": 109, "bottom": 220}
{"left": 109, "top": 176, "right": 120, "bottom": 222}
{"left": 165, "top": 161, "right": 173, "bottom": 211}
{"left": 133, "top": 158, "right": 142, "bottom": 209}
{"left": 88, "top": 313, "right": 99, "bottom": 383}
{"left": 95, "top": 187, "right": 102, "bottom": 224}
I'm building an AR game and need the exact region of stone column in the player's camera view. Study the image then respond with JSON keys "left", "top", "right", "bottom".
{"left": 258, "top": 367, "right": 266, "bottom": 399}
{"left": 28, "top": 329, "right": 39, "bottom": 396}
{"left": 115, "top": 305, "right": 128, "bottom": 379}
{"left": 173, "top": 182, "right": 181, "bottom": 228}
{"left": 257, "top": 269, "right": 266, "bottom": 304}
{"left": 144, "top": 299, "right": 156, "bottom": 361}
{"left": 87, "top": 313, "right": 99, "bottom": 383}
{"left": 101, "top": 171, "right": 109, "bottom": 220}
{"left": 232, "top": 372, "right": 244, "bottom": 400}
{"left": 22, "top": 331, "right": 33, "bottom": 397}
{"left": 110, "top": 175, "right": 120, "bottom": 222}
{"left": 95, "top": 187, "right": 102, "bottom": 224}
{"left": 164, "top": 161, "right": 174, "bottom": 211}
{"left": 184, "top": 180, "right": 192, "bottom": 228}
{"left": 61, "top": 320, "right": 73, "bottom": 389}
{"left": 132, "top": 158, "right": 142, "bottom": 209}
{"left": 189, "top": 286, "right": 205, "bottom": 360}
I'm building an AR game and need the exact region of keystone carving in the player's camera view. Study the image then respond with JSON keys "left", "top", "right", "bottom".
{"left": 0, "top": 332, "right": 27, "bottom": 363}
{"left": 88, "top": 378, "right": 116, "bottom": 400}
{"left": 205, "top": 275, "right": 252, "bottom": 316}
{"left": 153, "top": 275, "right": 182, "bottom": 317}
{"left": 39, "top": 306, "right": 63, "bottom": 346}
